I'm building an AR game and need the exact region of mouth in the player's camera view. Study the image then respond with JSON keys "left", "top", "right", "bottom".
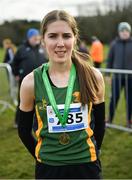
{"left": 55, "top": 51, "right": 66, "bottom": 56}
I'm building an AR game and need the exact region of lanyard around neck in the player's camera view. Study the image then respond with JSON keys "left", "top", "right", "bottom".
{"left": 42, "top": 63, "right": 76, "bottom": 127}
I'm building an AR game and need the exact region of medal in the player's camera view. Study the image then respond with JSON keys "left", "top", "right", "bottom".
{"left": 42, "top": 62, "right": 76, "bottom": 145}
{"left": 59, "top": 133, "right": 70, "bottom": 145}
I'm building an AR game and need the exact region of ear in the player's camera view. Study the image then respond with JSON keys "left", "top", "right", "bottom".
{"left": 74, "top": 36, "right": 77, "bottom": 45}
{"left": 74, "top": 35, "right": 78, "bottom": 47}
{"left": 41, "top": 39, "right": 46, "bottom": 48}
{"left": 74, "top": 41, "right": 77, "bottom": 47}
{"left": 74, "top": 38, "right": 77, "bottom": 49}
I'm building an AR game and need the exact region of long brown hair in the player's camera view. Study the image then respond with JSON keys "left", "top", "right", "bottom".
{"left": 41, "top": 10, "right": 99, "bottom": 105}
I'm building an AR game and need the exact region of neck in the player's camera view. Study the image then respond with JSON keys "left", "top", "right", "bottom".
{"left": 48, "top": 60, "right": 72, "bottom": 88}
{"left": 49, "top": 60, "right": 72, "bottom": 74}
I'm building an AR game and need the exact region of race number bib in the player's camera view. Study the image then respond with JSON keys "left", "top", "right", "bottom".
{"left": 47, "top": 103, "right": 88, "bottom": 133}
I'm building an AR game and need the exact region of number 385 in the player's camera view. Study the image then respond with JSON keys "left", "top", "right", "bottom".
{"left": 57, "top": 112, "right": 83, "bottom": 125}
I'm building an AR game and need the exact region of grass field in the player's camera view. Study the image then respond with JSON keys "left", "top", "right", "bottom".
{"left": 0, "top": 47, "right": 132, "bottom": 179}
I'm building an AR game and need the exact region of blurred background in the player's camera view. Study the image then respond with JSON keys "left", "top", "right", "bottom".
{"left": 0, "top": 0, "right": 132, "bottom": 179}
{"left": 0, "top": 0, "right": 132, "bottom": 45}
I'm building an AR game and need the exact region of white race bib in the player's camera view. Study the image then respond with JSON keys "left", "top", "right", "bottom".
{"left": 47, "top": 103, "right": 88, "bottom": 133}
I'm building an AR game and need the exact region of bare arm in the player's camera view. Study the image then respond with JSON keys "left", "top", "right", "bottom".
{"left": 19, "top": 72, "right": 34, "bottom": 111}
{"left": 18, "top": 72, "right": 36, "bottom": 158}
{"left": 92, "top": 67, "right": 105, "bottom": 104}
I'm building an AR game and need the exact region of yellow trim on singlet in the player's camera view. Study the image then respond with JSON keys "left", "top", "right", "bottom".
{"left": 86, "top": 102, "right": 97, "bottom": 162}
{"left": 35, "top": 105, "right": 43, "bottom": 162}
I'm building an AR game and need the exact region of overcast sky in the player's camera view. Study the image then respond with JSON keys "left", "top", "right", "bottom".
{"left": 0, "top": 0, "right": 131, "bottom": 24}
{"left": 0, "top": 0, "right": 103, "bottom": 23}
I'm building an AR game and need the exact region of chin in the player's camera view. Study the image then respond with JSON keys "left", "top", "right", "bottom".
{"left": 54, "top": 57, "right": 68, "bottom": 64}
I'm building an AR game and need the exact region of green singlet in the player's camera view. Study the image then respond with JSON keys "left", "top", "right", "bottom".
{"left": 33, "top": 65, "right": 97, "bottom": 166}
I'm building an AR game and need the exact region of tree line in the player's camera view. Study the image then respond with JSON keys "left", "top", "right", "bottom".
{"left": 0, "top": 2, "right": 132, "bottom": 46}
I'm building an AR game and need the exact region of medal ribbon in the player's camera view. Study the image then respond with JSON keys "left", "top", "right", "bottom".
{"left": 42, "top": 63, "right": 76, "bottom": 127}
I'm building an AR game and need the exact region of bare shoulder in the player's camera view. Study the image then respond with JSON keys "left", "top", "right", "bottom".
{"left": 92, "top": 67, "right": 104, "bottom": 82}
{"left": 21, "top": 72, "right": 34, "bottom": 92}
{"left": 20, "top": 72, "right": 34, "bottom": 111}
{"left": 92, "top": 67, "right": 105, "bottom": 104}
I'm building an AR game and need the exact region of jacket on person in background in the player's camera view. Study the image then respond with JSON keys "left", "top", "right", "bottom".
{"left": 4, "top": 48, "right": 15, "bottom": 65}
{"left": 90, "top": 40, "right": 104, "bottom": 63}
{"left": 107, "top": 37, "right": 132, "bottom": 70}
{"left": 12, "top": 41, "right": 47, "bottom": 80}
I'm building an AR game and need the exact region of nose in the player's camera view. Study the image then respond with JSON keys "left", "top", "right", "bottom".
{"left": 57, "top": 37, "right": 64, "bottom": 47}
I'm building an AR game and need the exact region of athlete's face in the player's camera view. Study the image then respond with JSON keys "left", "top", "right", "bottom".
{"left": 43, "top": 20, "right": 76, "bottom": 64}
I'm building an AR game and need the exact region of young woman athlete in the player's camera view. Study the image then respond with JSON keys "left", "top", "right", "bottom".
{"left": 18, "top": 10, "right": 105, "bottom": 179}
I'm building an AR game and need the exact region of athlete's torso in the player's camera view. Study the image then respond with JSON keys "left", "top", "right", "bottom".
{"left": 33, "top": 65, "right": 97, "bottom": 166}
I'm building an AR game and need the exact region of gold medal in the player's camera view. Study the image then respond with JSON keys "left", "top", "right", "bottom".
{"left": 59, "top": 133, "right": 70, "bottom": 145}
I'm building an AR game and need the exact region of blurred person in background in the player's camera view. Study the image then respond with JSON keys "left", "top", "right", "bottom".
{"left": 78, "top": 40, "right": 89, "bottom": 54}
{"left": 107, "top": 22, "right": 132, "bottom": 128}
{"left": 3, "top": 38, "right": 17, "bottom": 66}
{"left": 12, "top": 28, "right": 47, "bottom": 127}
{"left": 90, "top": 36, "right": 104, "bottom": 68}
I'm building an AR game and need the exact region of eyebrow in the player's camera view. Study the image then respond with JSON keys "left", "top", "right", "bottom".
{"left": 47, "top": 32, "right": 72, "bottom": 36}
